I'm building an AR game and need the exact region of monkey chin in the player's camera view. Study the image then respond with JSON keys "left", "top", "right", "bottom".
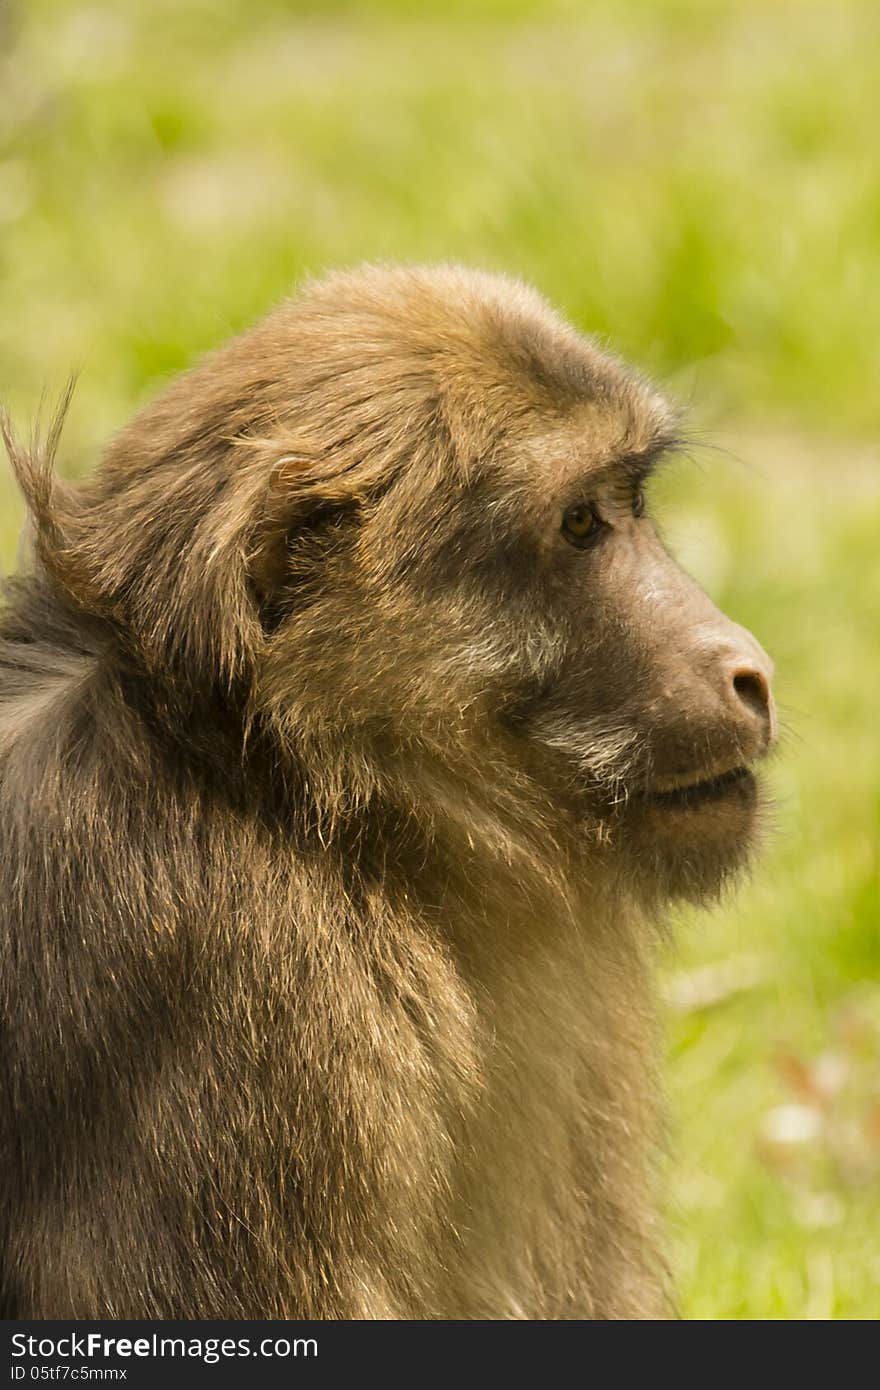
{"left": 616, "top": 766, "right": 765, "bottom": 907}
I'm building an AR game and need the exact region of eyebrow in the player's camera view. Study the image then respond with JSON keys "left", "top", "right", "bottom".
{"left": 600, "top": 428, "right": 682, "bottom": 488}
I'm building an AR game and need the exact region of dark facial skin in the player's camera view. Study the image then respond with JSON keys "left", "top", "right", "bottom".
{"left": 504, "top": 417, "right": 775, "bottom": 901}
{"left": 561, "top": 505, "right": 772, "bottom": 897}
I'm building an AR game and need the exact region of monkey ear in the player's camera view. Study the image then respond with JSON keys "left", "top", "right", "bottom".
{"left": 247, "top": 454, "right": 313, "bottom": 601}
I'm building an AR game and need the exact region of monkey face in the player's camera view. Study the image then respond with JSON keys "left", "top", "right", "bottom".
{"left": 503, "top": 422, "right": 777, "bottom": 903}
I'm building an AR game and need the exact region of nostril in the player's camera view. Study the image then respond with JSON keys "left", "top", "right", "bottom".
{"left": 732, "top": 667, "right": 771, "bottom": 721}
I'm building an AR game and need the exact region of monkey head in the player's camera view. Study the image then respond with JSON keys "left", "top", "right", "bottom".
{"left": 34, "top": 265, "right": 773, "bottom": 907}
{"left": 235, "top": 267, "right": 775, "bottom": 905}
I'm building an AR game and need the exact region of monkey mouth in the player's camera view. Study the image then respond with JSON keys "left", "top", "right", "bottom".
{"left": 640, "top": 764, "right": 756, "bottom": 811}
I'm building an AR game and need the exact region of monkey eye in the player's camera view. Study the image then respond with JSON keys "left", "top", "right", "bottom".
{"left": 632, "top": 487, "right": 646, "bottom": 519}
{"left": 561, "top": 503, "right": 604, "bottom": 550}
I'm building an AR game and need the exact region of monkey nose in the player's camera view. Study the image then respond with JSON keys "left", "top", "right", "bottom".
{"left": 725, "top": 643, "right": 777, "bottom": 748}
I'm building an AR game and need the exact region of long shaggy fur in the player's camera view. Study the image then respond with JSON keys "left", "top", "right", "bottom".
{"left": 0, "top": 265, "right": 771, "bottom": 1320}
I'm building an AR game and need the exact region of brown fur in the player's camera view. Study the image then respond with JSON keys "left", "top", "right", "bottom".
{"left": 0, "top": 265, "right": 774, "bottom": 1319}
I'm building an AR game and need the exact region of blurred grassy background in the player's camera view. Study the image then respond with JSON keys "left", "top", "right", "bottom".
{"left": 1, "top": 0, "right": 878, "bottom": 1319}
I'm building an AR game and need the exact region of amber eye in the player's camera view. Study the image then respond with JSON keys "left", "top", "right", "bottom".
{"left": 632, "top": 487, "right": 646, "bottom": 519}
{"left": 561, "top": 503, "right": 603, "bottom": 549}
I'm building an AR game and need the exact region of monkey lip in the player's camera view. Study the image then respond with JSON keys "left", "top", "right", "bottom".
{"left": 640, "top": 764, "right": 756, "bottom": 811}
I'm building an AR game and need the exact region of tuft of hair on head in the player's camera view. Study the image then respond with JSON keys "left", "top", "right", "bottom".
{"left": 0, "top": 382, "right": 103, "bottom": 617}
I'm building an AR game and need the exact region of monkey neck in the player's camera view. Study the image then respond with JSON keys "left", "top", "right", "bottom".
{"left": 288, "top": 732, "right": 654, "bottom": 972}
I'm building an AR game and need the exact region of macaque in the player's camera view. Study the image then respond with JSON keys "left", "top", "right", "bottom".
{"left": 0, "top": 265, "right": 775, "bottom": 1318}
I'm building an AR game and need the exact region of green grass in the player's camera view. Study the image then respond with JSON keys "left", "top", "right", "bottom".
{"left": 2, "top": 0, "right": 879, "bottom": 1319}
